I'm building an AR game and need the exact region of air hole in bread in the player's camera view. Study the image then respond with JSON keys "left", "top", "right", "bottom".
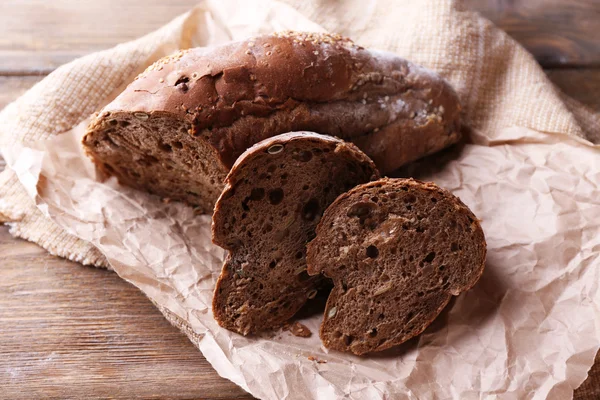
{"left": 366, "top": 245, "right": 379, "bottom": 259}
{"left": 295, "top": 251, "right": 303, "bottom": 259}
{"left": 172, "top": 141, "right": 183, "bottom": 149}
{"left": 268, "top": 188, "right": 284, "bottom": 205}
{"left": 302, "top": 184, "right": 309, "bottom": 191}
{"left": 343, "top": 335, "right": 354, "bottom": 346}
{"left": 174, "top": 76, "right": 190, "bottom": 93}
{"left": 293, "top": 150, "right": 313, "bottom": 162}
{"left": 269, "top": 260, "right": 277, "bottom": 268}
{"left": 423, "top": 252, "right": 436, "bottom": 263}
{"left": 241, "top": 198, "right": 250, "bottom": 211}
{"left": 104, "top": 134, "right": 118, "bottom": 148}
{"left": 158, "top": 142, "right": 172, "bottom": 152}
{"left": 267, "top": 165, "right": 277, "bottom": 173}
{"left": 369, "top": 328, "right": 378, "bottom": 337}
{"left": 175, "top": 76, "right": 189, "bottom": 86}
{"left": 347, "top": 202, "right": 376, "bottom": 219}
{"left": 302, "top": 199, "right": 320, "bottom": 221}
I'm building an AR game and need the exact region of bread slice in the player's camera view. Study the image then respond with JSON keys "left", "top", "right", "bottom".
{"left": 306, "top": 178, "right": 486, "bottom": 355}
{"left": 82, "top": 31, "right": 461, "bottom": 213}
{"left": 211, "top": 132, "right": 379, "bottom": 335}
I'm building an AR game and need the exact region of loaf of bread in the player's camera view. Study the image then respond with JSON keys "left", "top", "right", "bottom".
{"left": 306, "top": 178, "right": 486, "bottom": 355}
{"left": 211, "top": 132, "right": 379, "bottom": 335}
{"left": 82, "top": 31, "right": 461, "bottom": 213}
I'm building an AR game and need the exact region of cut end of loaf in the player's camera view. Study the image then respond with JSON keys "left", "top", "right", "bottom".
{"left": 306, "top": 178, "right": 486, "bottom": 355}
{"left": 82, "top": 111, "right": 227, "bottom": 213}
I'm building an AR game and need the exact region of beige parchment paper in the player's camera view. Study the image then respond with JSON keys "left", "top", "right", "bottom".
{"left": 1, "top": 1, "right": 600, "bottom": 399}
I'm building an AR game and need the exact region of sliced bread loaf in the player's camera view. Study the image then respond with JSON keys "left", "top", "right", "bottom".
{"left": 211, "top": 132, "right": 379, "bottom": 335}
{"left": 82, "top": 31, "right": 461, "bottom": 213}
{"left": 306, "top": 178, "right": 486, "bottom": 355}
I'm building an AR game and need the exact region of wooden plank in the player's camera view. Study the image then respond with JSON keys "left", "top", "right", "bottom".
{"left": 0, "top": 0, "right": 199, "bottom": 75}
{"left": 0, "top": 0, "right": 599, "bottom": 74}
{"left": 0, "top": 226, "right": 252, "bottom": 400}
{"left": 546, "top": 68, "right": 600, "bottom": 112}
{"left": 466, "top": 0, "right": 600, "bottom": 68}
{"left": 0, "top": 76, "right": 44, "bottom": 110}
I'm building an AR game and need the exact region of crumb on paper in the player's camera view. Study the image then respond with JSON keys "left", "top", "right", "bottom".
{"left": 307, "top": 356, "right": 327, "bottom": 364}
{"left": 288, "top": 322, "right": 312, "bottom": 338}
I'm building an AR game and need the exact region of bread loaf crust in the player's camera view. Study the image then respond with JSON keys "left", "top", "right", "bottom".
{"left": 87, "top": 31, "right": 460, "bottom": 170}
{"left": 83, "top": 32, "right": 461, "bottom": 212}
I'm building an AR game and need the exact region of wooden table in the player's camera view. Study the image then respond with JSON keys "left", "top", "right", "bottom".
{"left": 1, "top": 1, "right": 599, "bottom": 398}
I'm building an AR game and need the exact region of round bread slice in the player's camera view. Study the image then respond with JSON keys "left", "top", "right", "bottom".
{"left": 306, "top": 178, "right": 486, "bottom": 355}
{"left": 211, "top": 132, "right": 380, "bottom": 335}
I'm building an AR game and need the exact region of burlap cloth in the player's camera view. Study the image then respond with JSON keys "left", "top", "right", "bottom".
{"left": 1, "top": 0, "right": 599, "bottom": 398}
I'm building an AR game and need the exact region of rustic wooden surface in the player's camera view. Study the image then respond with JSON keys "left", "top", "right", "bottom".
{"left": 1, "top": 1, "right": 599, "bottom": 399}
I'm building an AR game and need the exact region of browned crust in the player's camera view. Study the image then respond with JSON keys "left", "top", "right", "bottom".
{"left": 86, "top": 31, "right": 461, "bottom": 177}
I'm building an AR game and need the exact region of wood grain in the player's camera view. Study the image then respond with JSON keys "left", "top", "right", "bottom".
{"left": 0, "top": 0, "right": 199, "bottom": 75}
{"left": 0, "top": 227, "right": 252, "bottom": 400}
{"left": 1, "top": 0, "right": 599, "bottom": 74}
{"left": 464, "top": 0, "right": 600, "bottom": 68}
{"left": 546, "top": 68, "right": 600, "bottom": 112}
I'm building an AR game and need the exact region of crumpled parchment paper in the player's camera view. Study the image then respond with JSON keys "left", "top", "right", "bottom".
{"left": 1, "top": 0, "right": 600, "bottom": 399}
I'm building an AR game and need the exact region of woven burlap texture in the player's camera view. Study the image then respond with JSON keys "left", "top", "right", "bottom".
{"left": 0, "top": 0, "right": 599, "bottom": 395}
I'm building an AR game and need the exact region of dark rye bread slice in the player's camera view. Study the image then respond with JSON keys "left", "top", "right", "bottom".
{"left": 306, "top": 178, "right": 486, "bottom": 355}
{"left": 82, "top": 31, "right": 461, "bottom": 213}
{"left": 211, "top": 132, "right": 379, "bottom": 335}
